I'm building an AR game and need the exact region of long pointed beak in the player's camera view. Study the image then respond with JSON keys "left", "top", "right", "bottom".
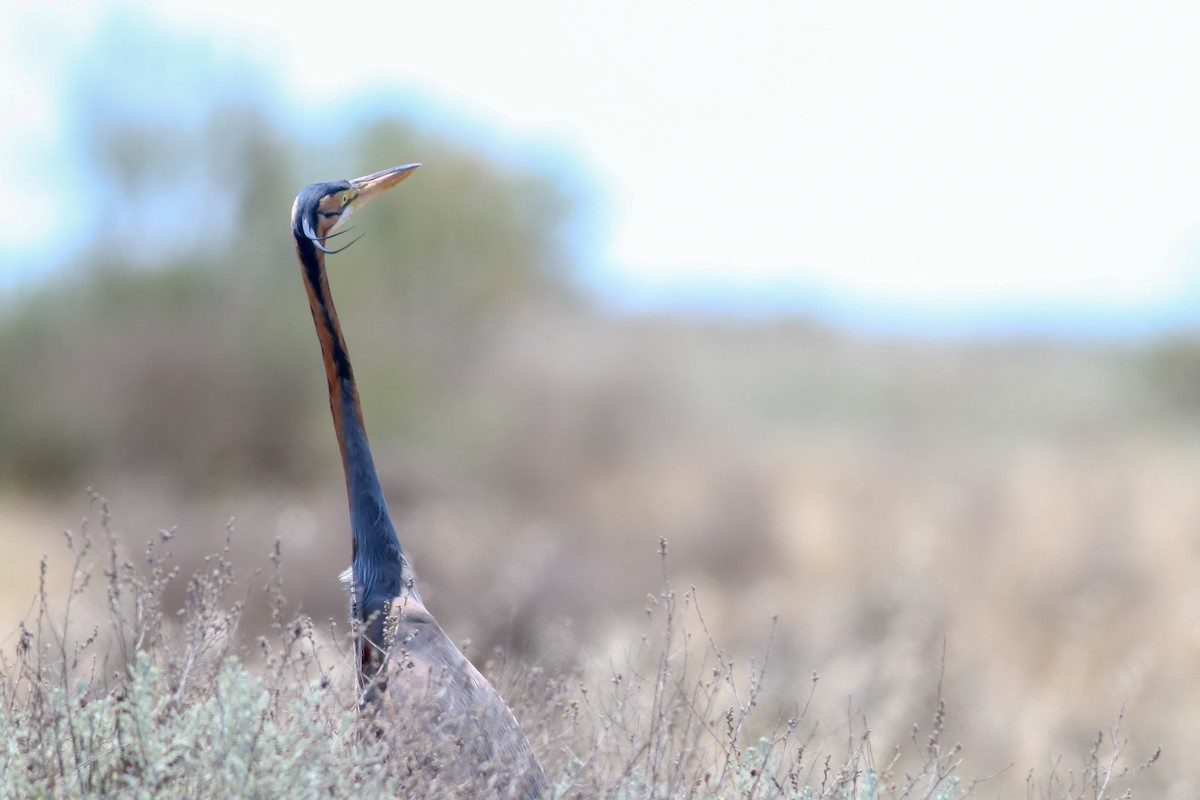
{"left": 348, "top": 163, "right": 421, "bottom": 210}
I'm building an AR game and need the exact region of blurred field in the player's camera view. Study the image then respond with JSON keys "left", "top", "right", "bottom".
{"left": 2, "top": 301, "right": 1195, "bottom": 795}
{"left": 0, "top": 18, "right": 1194, "bottom": 794}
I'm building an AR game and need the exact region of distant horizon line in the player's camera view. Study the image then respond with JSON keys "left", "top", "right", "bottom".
{"left": 579, "top": 268, "right": 1200, "bottom": 341}
{"left": 2, "top": 256, "right": 1199, "bottom": 342}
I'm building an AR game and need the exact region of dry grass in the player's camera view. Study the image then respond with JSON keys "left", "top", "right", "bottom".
{"left": 0, "top": 492, "right": 1162, "bottom": 798}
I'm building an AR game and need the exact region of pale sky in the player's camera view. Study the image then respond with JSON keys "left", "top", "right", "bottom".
{"left": 4, "top": 0, "right": 1200, "bottom": 333}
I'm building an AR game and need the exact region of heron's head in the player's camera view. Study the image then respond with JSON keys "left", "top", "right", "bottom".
{"left": 291, "top": 164, "right": 420, "bottom": 254}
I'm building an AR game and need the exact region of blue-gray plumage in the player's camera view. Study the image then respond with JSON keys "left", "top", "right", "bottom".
{"left": 290, "top": 165, "right": 547, "bottom": 798}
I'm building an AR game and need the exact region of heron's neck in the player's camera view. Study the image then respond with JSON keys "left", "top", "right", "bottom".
{"left": 296, "top": 238, "right": 406, "bottom": 585}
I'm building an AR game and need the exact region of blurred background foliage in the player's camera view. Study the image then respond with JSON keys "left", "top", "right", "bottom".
{"left": 2, "top": 10, "right": 1198, "bottom": 795}
{"left": 0, "top": 15, "right": 578, "bottom": 494}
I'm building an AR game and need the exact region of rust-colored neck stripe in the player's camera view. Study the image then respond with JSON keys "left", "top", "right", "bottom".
{"left": 295, "top": 236, "right": 365, "bottom": 480}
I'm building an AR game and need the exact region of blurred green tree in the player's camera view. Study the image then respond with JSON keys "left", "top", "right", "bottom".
{"left": 0, "top": 12, "right": 579, "bottom": 493}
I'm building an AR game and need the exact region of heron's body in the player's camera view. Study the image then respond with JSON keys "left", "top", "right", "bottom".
{"left": 291, "top": 167, "right": 547, "bottom": 798}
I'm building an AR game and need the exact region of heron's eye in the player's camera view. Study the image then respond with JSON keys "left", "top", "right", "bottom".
{"left": 340, "top": 191, "right": 353, "bottom": 207}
